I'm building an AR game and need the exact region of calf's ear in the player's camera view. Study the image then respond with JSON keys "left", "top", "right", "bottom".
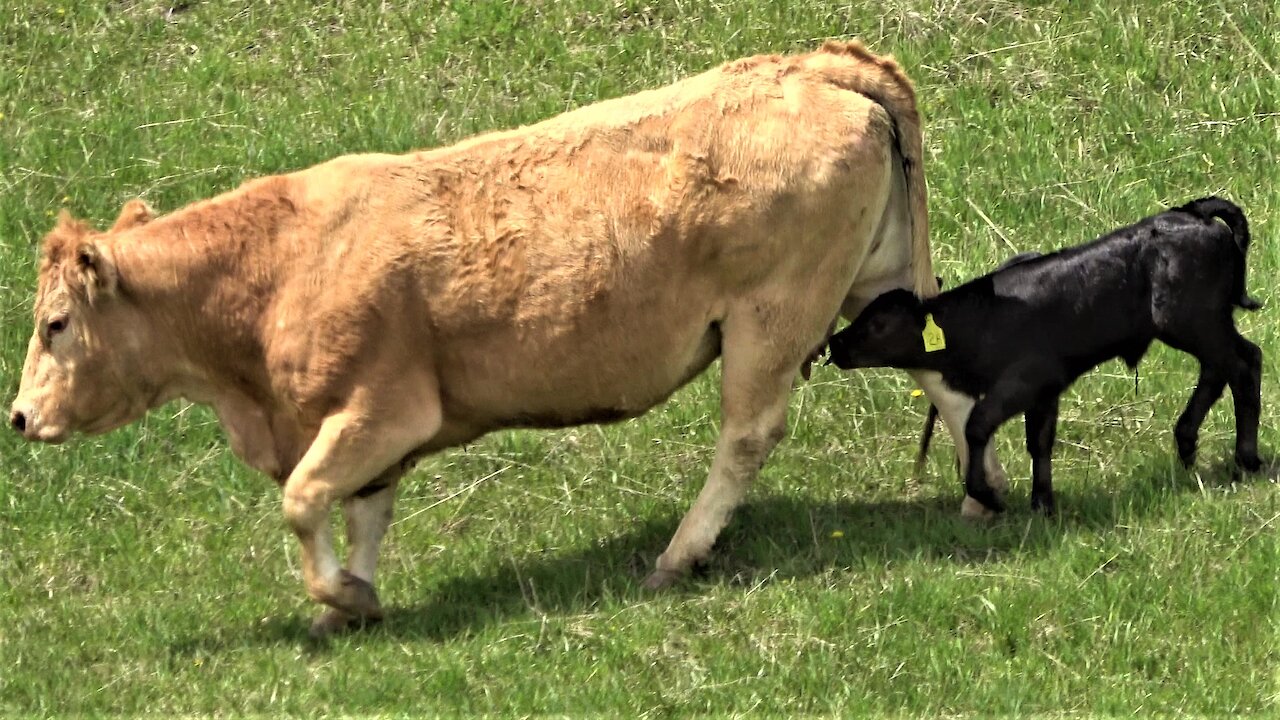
{"left": 935, "top": 275, "right": 945, "bottom": 291}
{"left": 73, "top": 241, "right": 118, "bottom": 303}
{"left": 110, "top": 199, "right": 155, "bottom": 232}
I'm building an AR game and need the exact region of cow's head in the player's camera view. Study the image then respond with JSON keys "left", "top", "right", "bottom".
{"left": 10, "top": 200, "right": 157, "bottom": 443}
{"left": 826, "top": 288, "right": 930, "bottom": 371}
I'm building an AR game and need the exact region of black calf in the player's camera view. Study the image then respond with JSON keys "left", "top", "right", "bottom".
{"left": 828, "top": 197, "right": 1263, "bottom": 514}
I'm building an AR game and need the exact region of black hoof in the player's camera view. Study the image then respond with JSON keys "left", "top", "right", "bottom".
{"left": 1235, "top": 452, "right": 1263, "bottom": 474}
{"left": 966, "top": 483, "right": 1005, "bottom": 514}
{"left": 1030, "top": 495, "right": 1056, "bottom": 516}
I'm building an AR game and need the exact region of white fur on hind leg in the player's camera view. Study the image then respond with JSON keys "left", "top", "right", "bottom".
{"left": 960, "top": 494, "right": 996, "bottom": 520}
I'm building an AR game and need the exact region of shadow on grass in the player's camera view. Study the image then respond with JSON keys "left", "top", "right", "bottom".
{"left": 178, "top": 455, "right": 1262, "bottom": 651}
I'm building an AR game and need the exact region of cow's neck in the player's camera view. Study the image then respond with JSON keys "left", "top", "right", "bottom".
{"left": 108, "top": 176, "right": 296, "bottom": 405}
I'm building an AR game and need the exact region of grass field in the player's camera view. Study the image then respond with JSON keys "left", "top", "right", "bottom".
{"left": 1, "top": 0, "right": 1278, "bottom": 715}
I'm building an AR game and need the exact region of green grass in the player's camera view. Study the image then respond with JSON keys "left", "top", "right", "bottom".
{"left": 1, "top": 0, "right": 1278, "bottom": 715}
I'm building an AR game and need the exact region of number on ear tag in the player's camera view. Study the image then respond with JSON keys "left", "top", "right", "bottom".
{"left": 922, "top": 313, "right": 946, "bottom": 352}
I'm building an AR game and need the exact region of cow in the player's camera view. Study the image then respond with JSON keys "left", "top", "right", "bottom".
{"left": 10, "top": 41, "right": 1006, "bottom": 636}
{"left": 827, "top": 197, "right": 1264, "bottom": 516}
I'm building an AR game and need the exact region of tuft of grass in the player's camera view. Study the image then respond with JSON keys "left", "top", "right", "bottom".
{"left": 1, "top": 1, "right": 1277, "bottom": 715}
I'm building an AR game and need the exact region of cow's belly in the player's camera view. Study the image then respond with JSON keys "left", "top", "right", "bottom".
{"left": 434, "top": 300, "right": 724, "bottom": 430}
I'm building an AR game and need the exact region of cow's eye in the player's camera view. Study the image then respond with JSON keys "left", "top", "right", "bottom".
{"left": 45, "top": 316, "right": 68, "bottom": 342}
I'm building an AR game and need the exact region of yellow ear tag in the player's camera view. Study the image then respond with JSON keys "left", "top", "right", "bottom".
{"left": 922, "top": 313, "right": 946, "bottom": 352}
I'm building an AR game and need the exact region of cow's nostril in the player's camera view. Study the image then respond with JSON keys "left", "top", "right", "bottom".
{"left": 10, "top": 410, "right": 26, "bottom": 434}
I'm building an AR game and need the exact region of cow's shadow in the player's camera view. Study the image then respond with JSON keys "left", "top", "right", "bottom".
{"left": 180, "top": 454, "right": 1267, "bottom": 651}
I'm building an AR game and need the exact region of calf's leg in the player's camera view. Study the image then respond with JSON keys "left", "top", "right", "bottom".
{"left": 1174, "top": 367, "right": 1226, "bottom": 467}
{"left": 1024, "top": 396, "right": 1060, "bottom": 515}
{"left": 962, "top": 370, "right": 1049, "bottom": 514}
{"left": 910, "top": 370, "right": 1011, "bottom": 505}
{"left": 1164, "top": 321, "right": 1262, "bottom": 472}
{"left": 1228, "top": 335, "right": 1263, "bottom": 471}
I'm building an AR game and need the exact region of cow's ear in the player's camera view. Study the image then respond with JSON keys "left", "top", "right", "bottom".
{"left": 74, "top": 241, "right": 117, "bottom": 302}
{"left": 109, "top": 199, "right": 154, "bottom": 232}
{"left": 54, "top": 209, "right": 92, "bottom": 237}
{"left": 935, "top": 275, "right": 945, "bottom": 291}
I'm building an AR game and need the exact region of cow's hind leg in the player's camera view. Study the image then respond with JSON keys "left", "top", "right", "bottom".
{"left": 644, "top": 309, "right": 798, "bottom": 590}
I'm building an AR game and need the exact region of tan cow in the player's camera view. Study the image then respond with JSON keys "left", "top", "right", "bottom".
{"left": 11, "top": 41, "right": 1006, "bottom": 635}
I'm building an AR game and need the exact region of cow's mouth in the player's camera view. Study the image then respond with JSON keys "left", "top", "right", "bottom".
{"left": 79, "top": 401, "right": 137, "bottom": 437}
{"left": 21, "top": 421, "right": 69, "bottom": 444}
{"left": 35, "top": 427, "right": 69, "bottom": 444}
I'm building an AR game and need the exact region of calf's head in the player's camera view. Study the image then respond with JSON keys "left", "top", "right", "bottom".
{"left": 10, "top": 201, "right": 157, "bottom": 443}
{"left": 827, "top": 288, "right": 931, "bottom": 371}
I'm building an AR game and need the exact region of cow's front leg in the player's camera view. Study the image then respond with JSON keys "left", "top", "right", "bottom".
{"left": 308, "top": 471, "right": 402, "bottom": 637}
{"left": 283, "top": 390, "right": 440, "bottom": 637}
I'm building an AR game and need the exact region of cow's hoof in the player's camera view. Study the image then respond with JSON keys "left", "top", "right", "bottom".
{"left": 316, "top": 570, "right": 384, "bottom": 619}
{"left": 960, "top": 495, "right": 997, "bottom": 520}
{"left": 309, "top": 607, "right": 383, "bottom": 638}
{"left": 642, "top": 568, "right": 684, "bottom": 591}
{"left": 309, "top": 608, "right": 353, "bottom": 638}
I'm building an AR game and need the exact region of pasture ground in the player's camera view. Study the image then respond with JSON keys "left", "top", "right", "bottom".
{"left": 0, "top": 0, "right": 1276, "bottom": 715}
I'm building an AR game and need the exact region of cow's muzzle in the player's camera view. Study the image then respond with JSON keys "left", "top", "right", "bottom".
{"left": 8, "top": 404, "right": 66, "bottom": 443}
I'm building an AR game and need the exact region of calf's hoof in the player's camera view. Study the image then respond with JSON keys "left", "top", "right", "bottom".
{"left": 960, "top": 495, "right": 997, "bottom": 520}
{"left": 1030, "top": 495, "right": 1056, "bottom": 517}
{"left": 1235, "top": 451, "right": 1263, "bottom": 474}
{"left": 1175, "top": 435, "right": 1196, "bottom": 468}
{"left": 1177, "top": 450, "right": 1196, "bottom": 469}
{"left": 642, "top": 568, "right": 685, "bottom": 591}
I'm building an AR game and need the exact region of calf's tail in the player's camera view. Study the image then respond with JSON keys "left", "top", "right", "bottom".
{"left": 1173, "top": 196, "right": 1262, "bottom": 310}
{"left": 914, "top": 402, "right": 939, "bottom": 478}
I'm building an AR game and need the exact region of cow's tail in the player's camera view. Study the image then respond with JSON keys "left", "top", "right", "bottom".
{"left": 820, "top": 40, "right": 936, "bottom": 299}
{"left": 1173, "top": 196, "right": 1261, "bottom": 311}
